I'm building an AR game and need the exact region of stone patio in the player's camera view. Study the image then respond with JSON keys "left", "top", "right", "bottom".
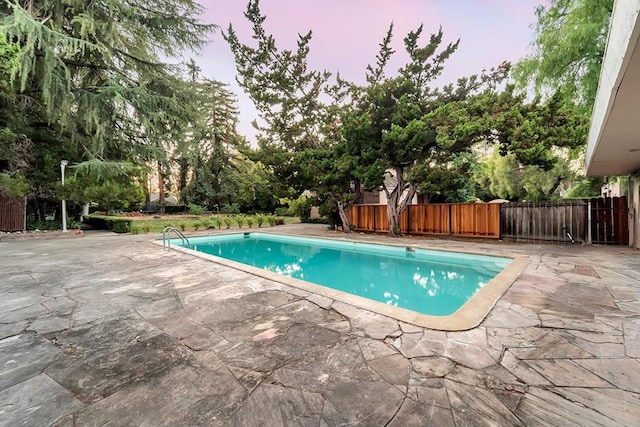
{"left": 0, "top": 224, "right": 639, "bottom": 426}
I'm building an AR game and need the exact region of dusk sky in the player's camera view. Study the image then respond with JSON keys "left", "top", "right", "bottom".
{"left": 195, "top": 1, "right": 542, "bottom": 141}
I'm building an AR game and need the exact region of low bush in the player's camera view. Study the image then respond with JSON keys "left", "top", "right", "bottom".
{"left": 83, "top": 215, "right": 132, "bottom": 233}
{"left": 221, "top": 203, "right": 240, "bottom": 214}
{"left": 188, "top": 203, "right": 206, "bottom": 215}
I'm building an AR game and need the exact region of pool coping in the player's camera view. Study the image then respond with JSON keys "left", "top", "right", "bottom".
{"left": 154, "top": 232, "right": 530, "bottom": 331}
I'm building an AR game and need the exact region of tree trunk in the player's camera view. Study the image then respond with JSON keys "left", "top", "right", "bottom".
{"left": 387, "top": 202, "right": 401, "bottom": 236}
{"left": 337, "top": 201, "right": 351, "bottom": 233}
{"left": 158, "top": 161, "right": 165, "bottom": 215}
{"left": 384, "top": 167, "right": 417, "bottom": 237}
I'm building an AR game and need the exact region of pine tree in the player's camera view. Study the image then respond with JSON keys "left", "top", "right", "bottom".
{"left": 1, "top": 0, "right": 214, "bottom": 162}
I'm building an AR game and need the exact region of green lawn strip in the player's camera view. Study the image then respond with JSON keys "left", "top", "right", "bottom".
{"left": 123, "top": 215, "right": 300, "bottom": 234}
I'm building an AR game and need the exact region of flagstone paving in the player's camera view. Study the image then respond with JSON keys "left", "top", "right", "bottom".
{"left": 1, "top": 224, "right": 639, "bottom": 426}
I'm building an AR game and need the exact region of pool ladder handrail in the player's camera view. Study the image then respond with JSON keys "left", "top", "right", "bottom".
{"left": 162, "top": 226, "right": 190, "bottom": 251}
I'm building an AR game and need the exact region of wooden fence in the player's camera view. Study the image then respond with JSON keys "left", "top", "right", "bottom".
{"left": 348, "top": 197, "right": 629, "bottom": 245}
{"left": 0, "top": 195, "right": 26, "bottom": 232}
{"left": 590, "top": 197, "right": 629, "bottom": 245}
{"left": 500, "top": 200, "right": 587, "bottom": 243}
{"left": 347, "top": 203, "right": 501, "bottom": 238}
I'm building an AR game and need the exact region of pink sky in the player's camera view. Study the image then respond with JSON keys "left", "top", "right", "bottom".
{"left": 195, "top": 1, "right": 541, "bottom": 141}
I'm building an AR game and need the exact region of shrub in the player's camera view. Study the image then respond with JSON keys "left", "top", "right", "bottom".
{"left": 222, "top": 216, "right": 233, "bottom": 229}
{"left": 193, "top": 220, "right": 202, "bottom": 231}
{"left": 178, "top": 220, "right": 187, "bottom": 231}
{"left": 141, "top": 223, "right": 151, "bottom": 233}
{"left": 82, "top": 215, "right": 132, "bottom": 233}
{"left": 212, "top": 217, "right": 222, "bottom": 229}
{"left": 234, "top": 215, "right": 245, "bottom": 228}
{"left": 246, "top": 216, "right": 254, "bottom": 228}
{"left": 188, "top": 203, "right": 206, "bottom": 215}
{"left": 131, "top": 225, "right": 140, "bottom": 235}
{"left": 275, "top": 217, "right": 285, "bottom": 225}
{"left": 111, "top": 219, "right": 132, "bottom": 233}
{"left": 274, "top": 207, "right": 288, "bottom": 216}
{"left": 280, "top": 195, "right": 312, "bottom": 220}
{"left": 255, "top": 214, "right": 265, "bottom": 227}
{"left": 221, "top": 203, "right": 240, "bottom": 214}
{"left": 267, "top": 215, "right": 277, "bottom": 226}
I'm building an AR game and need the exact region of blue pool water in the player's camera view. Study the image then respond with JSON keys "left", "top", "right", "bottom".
{"left": 175, "top": 233, "right": 512, "bottom": 316}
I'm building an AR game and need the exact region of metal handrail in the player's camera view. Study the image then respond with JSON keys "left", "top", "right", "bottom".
{"left": 162, "top": 226, "right": 190, "bottom": 251}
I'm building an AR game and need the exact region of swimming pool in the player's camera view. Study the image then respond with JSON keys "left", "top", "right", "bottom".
{"left": 165, "top": 232, "right": 527, "bottom": 329}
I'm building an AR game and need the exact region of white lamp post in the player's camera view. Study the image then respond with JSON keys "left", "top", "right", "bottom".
{"left": 60, "top": 160, "right": 68, "bottom": 232}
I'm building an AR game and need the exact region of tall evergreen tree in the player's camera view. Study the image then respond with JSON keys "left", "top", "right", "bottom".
{"left": 344, "top": 24, "right": 509, "bottom": 236}
{"left": 1, "top": 0, "right": 215, "bottom": 215}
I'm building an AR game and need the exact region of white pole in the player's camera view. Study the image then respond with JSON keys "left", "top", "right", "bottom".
{"left": 61, "top": 160, "right": 68, "bottom": 232}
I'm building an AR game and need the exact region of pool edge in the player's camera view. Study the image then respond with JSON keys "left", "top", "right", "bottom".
{"left": 154, "top": 232, "right": 529, "bottom": 331}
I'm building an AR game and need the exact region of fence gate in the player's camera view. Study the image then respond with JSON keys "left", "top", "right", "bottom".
{"left": 0, "top": 195, "right": 26, "bottom": 231}
{"left": 590, "top": 197, "right": 629, "bottom": 245}
{"left": 500, "top": 200, "right": 588, "bottom": 244}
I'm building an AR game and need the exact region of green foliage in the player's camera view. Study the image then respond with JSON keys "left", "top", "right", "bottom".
{"left": 1, "top": 0, "right": 214, "bottom": 158}
{"left": 566, "top": 177, "right": 605, "bottom": 198}
{"left": 64, "top": 170, "right": 145, "bottom": 213}
{"left": 234, "top": 215, "right": 245, "bottom": 228}
{"left": 267, "top": 215, "right": 277, "bottom": 226}
{"left": 245, "top": 216, "right": 254, "bottom": 228}
{"left": 178, "top": 221, "right": 187, "bottom": 232}
{"left": 279, "top": 195, "right": 313, "bottom": 220}
{"left": 210, "top": 216, "right": 222, "bottom": 229}
{"left": 0, "top": 172, "right": 30, "bottom": 196}
{"left": 221, "top": 203, "right": 240, "bottom": 214}
{"left": 480, "top": 146, "right": 573, "bottom": 201}
{"left": 255, "top": 214, "right": 265, "bottom": 227}
{"left": 141, "top": 223, "right": 152, "bottom": 233}
{"left": 222, "top": 216, "right": 233, "bottom": 229}
{"left": 512, "top": 0, "right": 614, "bottom": 113}
{"left": 27, "top": 219, "right": 79, "bottom": 231}
{"left": 131, "top": 226, "right": 141, "bottom": 235}
{"left": 83, "top": 215, "right": 132, "bottom": 233}
{"left": 188, "top": 203, "right": 206, "bottom": 215}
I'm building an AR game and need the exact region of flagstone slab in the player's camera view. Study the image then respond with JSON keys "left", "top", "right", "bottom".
{"left": 387, "top": 398, "right": 455, "bottom": 427}
{"left": 500, "top": 351, "right": 550, "bottom": 386}
{"left": 0, "top": 320, "right": 28, "bottom": 340}
{"left": 286, "top": 336, "right": 371, "bottom": 380}
{"left": 73, "top": 364, "right": 246, "bottom": 426}
{"left": 413, "top": 383, "right": 450, "bottom": 409}
{"left": 444, "top": 340, "right": 496, "bottom": 370}
{"left": 368, "top": 354, "right": 410, "bottom": 385}
{"left": 574, "top": 358, "right": 640, "bottom": 393}
{"left": 0, "top": 334, "right": 62, "bottom": 392}
{"left": 331, "top": 301, "right": 399, "bottom": 339}
{"left": 483, "top": 306, "right": 541, "bottom": 328}
{"left": 446, "top": 379, "right": 525, "bottom": 426}
{"left": 0, "top": 374, "right": 83, "bottom": 426}
{"left": 228, "top": 383, "right": 326, "bottom": 426}
{"left": 525, "top": 359, "right": 612, "bottom": 387}
{"left": 411, "top": 356, "right": 455, "bottom": 378}
{"left": 393, "top": 332, "right": 445, "bottom": 358}
{"left": 27, "top": 316, "right": 72, "bottom": 334}
{"left": 516, "top": 386, "right": 622, "bottom": 427}
{"left": 45, "top": 333, "right": 189, "bottom": 403}
{"left": 358, "top": 337, "right": 397, "bottom": 361}
{"left": 509, "top": 332, "right": 593, "bottom": 359}
{"left": 548, "top": 387, "right": 640, "bottom": 427}
{"left": 623, "top": 320, "right": 640, "bottom": 357}
{"left": 322, "top": 378, "right": 405, "bottom": 425}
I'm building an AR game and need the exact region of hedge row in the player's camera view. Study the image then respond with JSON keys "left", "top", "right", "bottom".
{"left": 83, "top": 215, "right": 132, "bottom": 233}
